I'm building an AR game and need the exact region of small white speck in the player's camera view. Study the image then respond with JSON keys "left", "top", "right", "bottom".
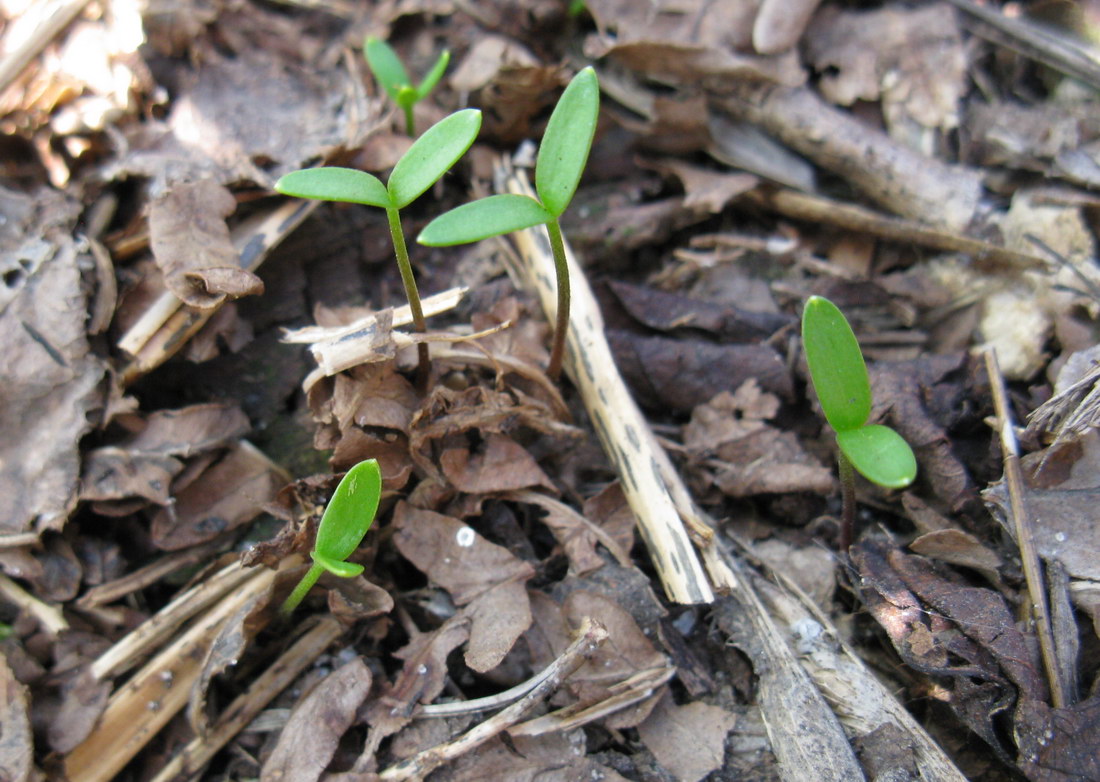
{"left": 417, "top": 664, "right": 428, "bottom": 675}
{"left": 456, "top": 527, "right": 475, "bottom": 547}
{"left": 1054, "top": 532, "right": 1066, "bottom": 543}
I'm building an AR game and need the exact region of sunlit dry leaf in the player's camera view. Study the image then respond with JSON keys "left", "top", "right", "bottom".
{"left": 149, "top": 179, "right": 263, "bottom": 310}
{"left": 636, "top": 691, "right": 738, "bottom": 782}
{"left": 262, "top": 657, "right": 372, "bottom": 782}
{"left": 640, "top": 158, "right": 758, "bottom": 214}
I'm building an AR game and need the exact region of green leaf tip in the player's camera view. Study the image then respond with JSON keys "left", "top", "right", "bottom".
{"left": 802, "top": 295, "right": 871, "bottom": 433}
{"left": 418, "top": 193, "right": 552, "bottom": 246}
{"left": 275, "top": 167, "right": 391, "bottom": 209}
{"left": 313, "top": 458, "right": 382, "bottom": 565}
{"left": 536, "top": 66, "right": 599, "bottom": 217}
{"left": 417, "top": 49, "right": 450, "bottom": 98}
{"left": 837, "top": 425, "right": 917, "bottom": 488}
{"left": 312, "top": 551, "right": 366, "bottom": 579}
{"left": 388, "top": 109, "right": 482, "bottom": 208}
{"left": 365, "top": 36, "right": 410, "bottom": 102}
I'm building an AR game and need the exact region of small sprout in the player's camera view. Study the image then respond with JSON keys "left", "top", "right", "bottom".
{"left": 418, "top": 66, "right": 600, "bottom": 381}
{"left": 802, "top": 295, "right": 916, "bottom": 548}
{"left": 280, "top": 459, "right": 383, "bottom": 616}
{"left": 365, "top": 36, "right": 450, "bottom": 137}
{"left": 275, "top": 109, "right": 482, "bottom": 382}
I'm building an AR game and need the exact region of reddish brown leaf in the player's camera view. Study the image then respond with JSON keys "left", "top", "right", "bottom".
{"left": 440, "top": 433, "right": 556, "bottom": 494}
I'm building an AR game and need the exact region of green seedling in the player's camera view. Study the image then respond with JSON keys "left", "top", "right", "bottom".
{"left": 280, "top": 459, "right": 383, "bottom": 616}
{"left": 365, "top": 36, "right": 450, "bottom": 137}
{"left": 802, "top": 295, "right": 917, "bottom": 549}
{"left": 275, "top": 108, "right": 481, "bottom": 382}
{"left": 418, "top": 66, "right": 600, "bottom": 381}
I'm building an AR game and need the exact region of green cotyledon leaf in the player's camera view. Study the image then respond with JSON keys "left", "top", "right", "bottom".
{"left": 313, "top": 459, "right": 382, "bottom": 564}
{"left": 802, "top": 295, "right": 872, "bottom": 433}
{"left": 417, "top": 193, "right": 553, "bottom": 246}
{"left": 535, "top": 66, "right": 599, "bottom": 217}
{"left": 275, "top": 167, "right": 391, "bottom": 209}
{"left": 364, "top": 36, "right": 410, "bottom": 102}
{"left": 836, "top": 425, "right": 917, "bottom": 489}
{"left": 387, "top": 109, "right": 482, "bottom": 208}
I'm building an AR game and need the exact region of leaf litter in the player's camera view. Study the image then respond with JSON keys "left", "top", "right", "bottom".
{"left": 3, "top": 0, "right": 1100, "bottom": 780}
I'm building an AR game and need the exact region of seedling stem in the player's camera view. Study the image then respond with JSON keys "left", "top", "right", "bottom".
{"left": 386, "top": 205, "right": 430, "bottom": 384}
{"left": 545, "top": 218, "right": 570, "bottom": 379}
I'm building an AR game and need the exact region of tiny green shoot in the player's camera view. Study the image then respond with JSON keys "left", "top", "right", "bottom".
{"left": 275, "top": 109, "right": 481, "bottom": 383}
{"left": 417, "top": 67, "right": 600, "bottom": 381}
{"left": 280, "top": 459, "right": 383, "bottom": 616}
{"left": 365, "top": 36, "right": 450, "bottom": 137}
{"left": 802, "top": 295, "right": 916, "bottom": 549}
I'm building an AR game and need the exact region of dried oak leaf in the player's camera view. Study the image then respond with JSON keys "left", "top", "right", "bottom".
{"left": 609, "top": 330, "right": 792, "bottom": 414}
{"left": 151, "top": 442, "right": 284, "bottom": 550}
{"left": 393, "top": 503, "right": 535, "bottom": 672}
{"left": 149, "top": 179, "right": 263, "bottom": 310}
{"left": 440, "top": 433, "right": 556, "bottom": 495}
{"left": 262, "top": 657, "right": 373, "bottom": 782}
{"left": 636, "top": 691, "right": 738, "bottom": 782}
{"left": 0, "top": 187, "right": 103, "bottom": 535}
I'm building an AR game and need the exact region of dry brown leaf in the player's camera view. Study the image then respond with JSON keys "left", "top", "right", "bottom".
{"left": 150, "top": 442, "right": 284, "bottom": 550}
{"left": 149, "top": 179, "right": 263, "bottom": 310}
{"left": 428, "top": 730, "right": 628, "bottom": 782}
{"left": 464, "top": 579, "right": 532, "bottom": 673}
{"left": 908, "top": 529, "right": 1004, "bottom": 583}
{"left": 440, "top": 433, "right": 556, "bottom": 494}
{"left": 0, "top": 654, "right": 32, "bottom": 782}
{"left": 636, "top": 691, "right": 738, "bottom": 782}
{"left": 261, "top": 657, "right": 373, "bottom": 782}
{"left": 640, "top": 158, "right": 758, "bottom": 214}
{"left": 0, "top": 187, "right": 103, "bottom": 535}
{"left": 804, "top": 4, "right": 966, "bottom": 133}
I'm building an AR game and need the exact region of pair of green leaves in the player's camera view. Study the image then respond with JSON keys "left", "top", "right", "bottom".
{"left": 275, "top": 108, "right": 481, "bottom": 214}
{"left": 802, "top": 296, "right": 917, "bottom": 489}
{"left": 365, "top": 37, "right": 450, "bottom": 135}
{"left": 281, "top": 459, "right": 382, "bottom": 615}
{"left": 417, "top": 67, "right": 600, "bottom": 246}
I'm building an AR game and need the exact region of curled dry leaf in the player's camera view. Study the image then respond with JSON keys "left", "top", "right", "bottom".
{"left": 636, "top": 690, "right": 738, "bottom": 782}
{"left": 149, "top": 179, "right": 263, "bottom": 310}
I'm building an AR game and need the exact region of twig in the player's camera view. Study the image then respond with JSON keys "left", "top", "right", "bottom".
{"left": 0, "top": 0, "right": 91, "bottom": 94}
{"left": 148, "top": 617, "right": 343, "bottom": 782}
{"left": 495, "top": 159, "right": 714, "bottom": 605}
{"left": 984, "top": 348, "right": 1066, "bottom": 708}
{"left": 0, "top": 572, "right": 68, "bottom": 636}
{"left": 378, "top": 617, "right": 608, "bottom": 781}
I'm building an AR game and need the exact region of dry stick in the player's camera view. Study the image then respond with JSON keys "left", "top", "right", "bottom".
{"left": 715, "top": 84, "right": 982, "bottom": 233}
{"left": 495, "top": 160, "right": 713, "bottom": 605}
{"left": 984, "top": 348, "right": 1067, "bottom": 709}
{"left": 88, "top": 559, "right": 258, "bottom": 681}
{"left": 378, "top": 618, "right": 608, "bottom": 781}
{"left": 118, "top": 199, "right": 317, "bottom": 385}
{"left": 947, "top": 0, "right": 1100, "bottom": 92}
{"left": 744, "top": 187, "right": 1047, "bottom": 273}
{"left": 0, "top": 573, "right": 67, "bottom": 636}
{"left": 148, "top": 617, "right": 344, "bottom": 782}
{"left": 76, "top": 540, "right": 226, "bottom": 609}
{"left": 64, "top": 567, "right": 277, "bottom": 782}
{"left": 0, "top": 0, "right": 91, "bottom": 93}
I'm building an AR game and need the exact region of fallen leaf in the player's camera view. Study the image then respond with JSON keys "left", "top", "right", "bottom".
{"left": 429, "top": 730, "right": 628, "bottom": 782}
{"left": 1016, "top": 693, "right": 1100, "bottom": 782}
{"left": 636, "top": 691, "right": 738, "bottom": 782}
{"left": 0, "top": 654, "right": 32, "bottom": 782}
{"left": 440, "top": 433, "right": 556, "bottom": 494}
{"left": 261, "top": 657, "right": 373, "bottom": 782}
{"left": 464, "top": 579, "right": 532, "bottom": 673}
{"left": 0, "top": 187, "right": 104, "bottom": 535}
{"left": 149, "top": 179, "right": 263, "bottom": 310}
{"left": 640, "top": 157, "right": 758, "bottom": 214}
{"left": 151, "top": 442, "right": 284, "bottom": 550}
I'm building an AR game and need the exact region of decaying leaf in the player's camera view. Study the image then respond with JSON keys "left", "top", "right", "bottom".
{"left": 0, "top": 654, "right": 32, "bottom": 782}
{"left": 262, "top": 657, "right": 373, "bottom": 782}
{"left": 440, "top": 433, "right": 556, "bottom": 495}
{"left": 636, "top": 691, "right": 738, "bottom": 782}
{"left": 0, "top": 187, "right": 104, "bottom": 536}
{"left": 149, "top": 179, "right": 263, "bottom": 310}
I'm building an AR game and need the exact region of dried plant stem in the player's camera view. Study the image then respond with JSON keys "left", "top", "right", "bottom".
{"left": 545, "top": 217, "right": 570, "bottom": 381}
{"left": 984, "top": 348, "right": 1067, "bottom": 708}
{"left": 385, "top": 205, "right": 430, "bottom": 384}
{"left": 379, "top": 618, "right": 608, "bottom": 781}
